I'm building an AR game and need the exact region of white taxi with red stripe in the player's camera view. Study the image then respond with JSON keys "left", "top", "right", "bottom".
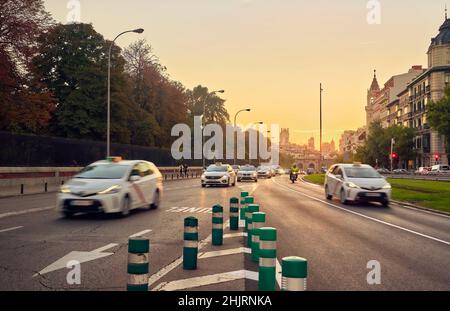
{"left": 324, "top": 163, "right": 392, "bottom": 207}
{"left": 57, "top": 157, "right": 163, "bottom": 217}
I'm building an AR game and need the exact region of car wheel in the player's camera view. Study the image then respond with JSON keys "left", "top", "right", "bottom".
{"left": 121, "top": 196, "right": 130, "bottom": 217}
{"left": 201, "top": 184, "right": 206, "bottom": 188}
{"left": 325, "top": 185, "right": 333, "bottom": 200}
{"left": 62, "top": 211, "right": 75, "bottom": 218}
{"left": 255, "top": 179, "right": 258, "bottom": 183}
{"left": 382, "top": 200, "right": 390, "bottom": 208}
{"left": 150, "top": 190, "right": 160, "bottom": 210}
{"left": 340, "top": 189, "right": 348, "bottom": 205}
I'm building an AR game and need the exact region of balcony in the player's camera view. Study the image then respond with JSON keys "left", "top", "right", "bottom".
{"left": 426, "top": 85, "right": 431, "bottom": 93}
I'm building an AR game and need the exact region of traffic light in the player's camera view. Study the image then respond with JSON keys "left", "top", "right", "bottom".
{"left": 434, "top": 154, "right": 440, "bottom": 161}
{"left": 391, "top": 152, "right": 398, "bottom": 160}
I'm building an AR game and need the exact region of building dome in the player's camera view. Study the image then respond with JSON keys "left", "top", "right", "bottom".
{"left": 430, "top": 18, "right": 450, "bottom": 47}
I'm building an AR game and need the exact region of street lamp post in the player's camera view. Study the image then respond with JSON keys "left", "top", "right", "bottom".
{"left": 233, "top": 109, "right": 251, "bottom": 165}
{"left": 107, "top": 28, "right": 144, "bottom": 157}
{"left": 202, "top": 90, "right": 225, "bottom": 168}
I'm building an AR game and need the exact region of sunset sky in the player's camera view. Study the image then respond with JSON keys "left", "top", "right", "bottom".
{"left": 44, "top": 0, "right": 446, "bottom": 145}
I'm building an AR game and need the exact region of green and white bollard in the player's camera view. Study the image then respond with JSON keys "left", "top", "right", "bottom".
{"left": 230, "top": 197, "right": 239, "bottom": 231}
{"left": 246, "top": 204, "right": 260, "bottom": 247}
{"left": 259, "top": 227, "right": 277, "bottom": 291}
{"left": 183, "top": 217, "right": 198, "bottom": 270}
{"left": 127, "top": 237, "right": 150, "bottom": 291}
{"left": 240, "top": 191, "right": 249, "bottom": 220}
{"left": 281, "top": 257, "right": 308, "bottom": 291}
{"left": 251, "top": 212, "right": 266, "bottom": 263}
{"left": 212, "top": 205, "right": 224, "bottom": 246}
{"left": 244, "top": 196, "right": 254, "bottom": 232}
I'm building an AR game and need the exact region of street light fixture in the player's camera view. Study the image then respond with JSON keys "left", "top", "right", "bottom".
{"left": 202, "top": 90, "right": 225, "bottom": 168}
{"left": 233, "top": 108, "right": 252, "bottom": 165}
{"left": 107, "top": 28, "right": 144, "bottom": 157}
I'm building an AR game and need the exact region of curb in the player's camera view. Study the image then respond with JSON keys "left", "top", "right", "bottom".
{"left": 300, "top": 177, "right": 450, "bottom": 217}
{"left": 390, "top": 200, "right": 450, "bottom": 217}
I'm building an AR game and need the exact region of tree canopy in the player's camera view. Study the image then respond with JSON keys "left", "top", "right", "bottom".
{"left": 428, "top": 85, "right": 450, "bottom": 153}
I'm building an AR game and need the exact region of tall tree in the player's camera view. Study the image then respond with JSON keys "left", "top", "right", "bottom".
{"left": 187, "top": 85, "right": 229, "bottom": 126}
{"left": 428, "top": 85, "right": 450, "bottom": 153}
{"left": 33, "top": 23, "right": 132, "bottom": 142}
{"left": 0, "top": 0, "right": 55, "bottom": 134}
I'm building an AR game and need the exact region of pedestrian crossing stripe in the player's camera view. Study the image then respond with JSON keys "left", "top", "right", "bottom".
{"left": 165, "top": 207, "right": 212, "bottom": 213}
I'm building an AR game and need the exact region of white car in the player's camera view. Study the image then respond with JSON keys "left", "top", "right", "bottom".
{"left": 201, "top": 163, "right": 237, "bottom": 187}
{"left": 324, "top": 163, "right": 391, "bottom": 207}
{"left": 57, "top": 157, "right": 163, "bottom": 217}
{"left": 257, "top": 166, "right": 273, "bottom": 178}
{"left": 237, "top": 165, "right": 258, "bottom": 182}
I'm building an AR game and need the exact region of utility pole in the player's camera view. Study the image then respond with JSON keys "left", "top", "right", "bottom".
{"left": 390, "top": 137, "right": 395, "bottom": 171}
{"left": 320, "top": 83, "right": 323, "bottom": 171}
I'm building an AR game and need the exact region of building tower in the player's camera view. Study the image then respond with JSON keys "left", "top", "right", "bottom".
{"left": 365, "top": 70, "right": 381, "bottom": 128}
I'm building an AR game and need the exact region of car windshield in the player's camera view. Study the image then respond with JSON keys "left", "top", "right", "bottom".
{"left": 344, "top": 167, "right": 381, "bottom": 179}
{"left": 207, "top": 166, "right": 227, "bottom": 172}
{"left": 75, "top": 164, "right": 129, "bottom": 179}
{"left": 258, "top": 166, "right": 270, "bottom": 170}
{"left": 240, "top": 166, "right": 256, "bottom": 171}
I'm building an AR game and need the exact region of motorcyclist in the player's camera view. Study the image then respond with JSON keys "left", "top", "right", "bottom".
{"left": 290, "top": 164, "right": 300, "bottom": 180}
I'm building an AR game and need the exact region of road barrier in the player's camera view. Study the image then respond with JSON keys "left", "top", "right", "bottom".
{"left": 127, "top": 237, "right": 150, "bottom": 291}
{"left": 240, "top": 191, "right": 249, "bottom": 220}
{"left": 246, "top": 204, "right": 260, "bottom": 247}
{"left": 251, "top": 212, "right": 266, "bottom": 263}
{"left": 259, "top": 227, "right": 277, "bottom": 291}
{"left": 244, "top": 196, "right": 254, "bottom": 231}
{"left": 229, "top": 198, "right": 239, "bottom": 231}
{"left": 281, "top": 256, "right": 308, "bottom": 291}
{"left": 183, "top": 217, "right": 199, "bottom": 270}
{"left": 212, "top": 205, "right": 224, "bottom": 246}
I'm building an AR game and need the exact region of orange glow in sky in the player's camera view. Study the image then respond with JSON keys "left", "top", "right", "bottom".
{"left": 44, "top": 0, "right": 445, "bottom": 145}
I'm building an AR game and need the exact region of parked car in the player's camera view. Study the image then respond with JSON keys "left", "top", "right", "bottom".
{"left": 415, "top": 167, "right": 431, "bottom": 175}
{"left": 57, "top": 157, "right": 163, "bottom": 218}
{"left": 324, "top": 163, "right": 391, "bottom": 207}
{"left": 376, "top": 168, "right": 391, "bottom": 174}
{"left": 430, "top": 164, "right": 450, "bottom": 174}
{"left": 392, "top": 169, "right": 409, "bottom": 174}
{"left": 231, "top": 165, "right": 240, "bottom": 174}
{"left": 306, "top": 168, "right": 315, "bottom": 175}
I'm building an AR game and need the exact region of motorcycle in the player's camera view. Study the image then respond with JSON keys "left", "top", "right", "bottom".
{"left": 290, "top": 171, "right": 299, "bottom": 183}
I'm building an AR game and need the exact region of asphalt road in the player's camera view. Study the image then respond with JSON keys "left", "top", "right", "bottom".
{"left": 0, "top": 176, "right": 449, "bottom": 291}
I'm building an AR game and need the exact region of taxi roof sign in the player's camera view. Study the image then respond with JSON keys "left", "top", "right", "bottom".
{"left": 106, "top": 156, "right": 123, "bottom": 163}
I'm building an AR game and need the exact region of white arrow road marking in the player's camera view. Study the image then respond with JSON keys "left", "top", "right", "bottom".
{"left": 0, "top": 206, "right": 54, "bottom": 219}
{"left": 129, "top": 229, "right": 152, "bottom": 238}
{"left": 273, "top": 178, "right": 450, "bottom": 246}
{"left": 33, "top": 243, "right": 118, "bottom": 277}
{"left": 153, "top": 270, "right": 259, "bottom": 291}
{"left": 0, "top": 226, "right": 23, "bottom": 233}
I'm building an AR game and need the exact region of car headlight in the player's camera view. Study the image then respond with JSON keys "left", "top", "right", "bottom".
{"left": 345, "top": 182, "right": 360, "bottom": 189}
{"left": 59, "top": 185, "right": 71, "bottom": 193}
{"left": 382, "top": 183, "right": 392, "bottom": 189}
{"left": 201, "top": 174, "right": 206, "bottom": 179}
{"left": 253, "top": 172, "right": 257, "bottom": 177}
{"left": 97, "top": 185, "right": 122, "bottom": 195}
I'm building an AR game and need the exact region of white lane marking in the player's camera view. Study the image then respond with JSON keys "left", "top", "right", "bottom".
{"left": 301, "top": 176, "right": 450, "bottom": 220}
{"left": 0, "top": 226, "right": 23, "bottom": 233}
{"left": 153, "top": 270, "right": 258, "bottom": 291}
{"left": 272, "top": 178, "right": 450, "bottom": 246}
{"left": 91, "top": 243, "right": 118, "bottom": 253}
{"left": 198, "top": 247, "right": 251, "bottom": 259}
{"left": 129, "top": 229, "right": 152, "bottom": 238}
{"left": 33, "top": 243, "right": 117, "bottom": 277}
{"left": 223, "top": 232, "right": 247, "bottom": 239}
{"left": 0, "top": 206, "right": 54, "bottom": 219}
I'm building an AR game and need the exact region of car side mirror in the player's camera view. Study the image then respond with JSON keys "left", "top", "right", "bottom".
{"left": 130, "top": 175, "right": 141, "bottom": 182}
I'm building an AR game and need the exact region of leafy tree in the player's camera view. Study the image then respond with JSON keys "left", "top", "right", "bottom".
{"left": 0, "top": 0, "right": 54, "bottom": 134}
{"left": 33, "top": 23, "right": 133, "bottom": 142}
{"left": 428, "top": 85, "right": 450, "bottom": 153}
{"left": 187, "top": 85, "right": 229, "bottom": 126}
{"left": 355, "top": 121, "right": 416, "bottom": 168}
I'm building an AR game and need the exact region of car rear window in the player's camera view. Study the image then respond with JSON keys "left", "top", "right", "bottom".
{"left": 75, "top": 164, "right": 129, "bottom": 179}
{"left": 240, "top": 166, "right": 256, "bottom": 171}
